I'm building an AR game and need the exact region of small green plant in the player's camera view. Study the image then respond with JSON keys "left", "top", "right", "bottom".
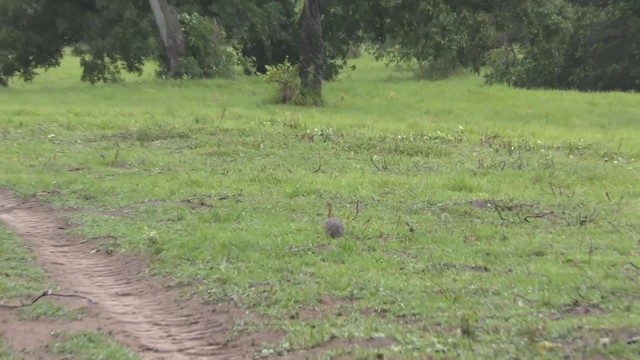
{"left": 262, "top": 58, "right": 301, "bottom": 104}
{"left": 50, "top": 331, "right": 139, "bottom": 360}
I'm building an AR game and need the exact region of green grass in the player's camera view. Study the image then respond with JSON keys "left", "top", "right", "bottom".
{"left": 49, "top": 331, "right": 139, "bottom": 360}
{"left": 0, "top": 339, "right": 20, "bottom": 360}
{"left": 0, "top": 225, "right": 51, "bottom": 300}
{"left": 1, "top": 55, "right": 639, "bottom": 358}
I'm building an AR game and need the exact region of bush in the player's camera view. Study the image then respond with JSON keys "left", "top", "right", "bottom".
{"left": 158, "top": 13, "right": 238, "bottom": 79}
{"left": 262, "top": 58, "right": 301, "bottom": 104}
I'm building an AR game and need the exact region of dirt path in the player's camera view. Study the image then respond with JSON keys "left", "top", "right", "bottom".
{"left": 0, "top": 190, "right": 274, "bottom": 359}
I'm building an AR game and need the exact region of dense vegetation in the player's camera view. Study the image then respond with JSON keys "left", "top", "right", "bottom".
{"left": 1, "top": 0, "right": 638, "bottom": 95}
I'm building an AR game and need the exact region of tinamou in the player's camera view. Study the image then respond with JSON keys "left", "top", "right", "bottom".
{"left": 324, "top": 203, "right": 344, "bottom": 238}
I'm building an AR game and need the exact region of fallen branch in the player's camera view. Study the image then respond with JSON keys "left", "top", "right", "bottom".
{"left": 0, "top": 289, "right": 96, "bottom": 309}
{"left": 370, "top": 156, "right": 382, "bottom": 171}
{"left": 351, "top": 200, "right": 360, "bottom": 221}
{"left": 494, "top": 206, "right": 509, "bottom": 222}
{"left": 523, "top": 211, "right": 555, "bottom": 222}
{"left": 169, "top": 142, "right": 194, "bottom": 154}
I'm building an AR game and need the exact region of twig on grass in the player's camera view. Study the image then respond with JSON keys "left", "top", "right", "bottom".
{"left": 351, "top": 200, "right": 360, "bottom": 221}
{"left": 169, "top": 142, "right": 194, "bottom": 154}
{"left": 312, "top": 164, "right": 322, "bottom": 173}
{"left": 370, "top": 155, "right": 389, "bottom": 171}
{"left": 523, "top": 211, "right": 555, "bottom": 222}
{"left": 370, "top": 156, "right": 382, "bottom": 171}
{"left": 494, "top": 206, "right": 509, "bottom": 222}
{"left": 0, "top": 289, "right": 96, "bottom": 309}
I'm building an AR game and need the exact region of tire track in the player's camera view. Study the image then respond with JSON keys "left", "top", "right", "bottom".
{"left": 0, "top": 190, "right": 268, "bottom": 359}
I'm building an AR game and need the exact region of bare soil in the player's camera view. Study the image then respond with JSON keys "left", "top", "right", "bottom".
{"left": 0, "top": 190, "right": 280, "bottom": 360}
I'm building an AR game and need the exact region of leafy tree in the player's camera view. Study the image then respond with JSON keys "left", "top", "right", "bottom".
{"left": 561, "top": 0, "right": 640, "bottom": 91}
{"left": 206, "top": 0, "right": 300, "bottom": 74}
{"left": 485, "top": 0, "right": 639, "bottom": 91}
{"left": 485, "top": 0, "right": 575, "bottom": 88}
{"left": 0, "top": 0, "right": 155, "bottom": 85}
{"left": 72, "top": 0, "right": 156, "bottom": 83}
{"left": 173, "top": 12, "right": 238, "bottom": 79}
{"left": 0, "top": 0, "right": 76, "bottom": 85}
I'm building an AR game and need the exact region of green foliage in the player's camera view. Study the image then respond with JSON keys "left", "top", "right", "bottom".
{"left": 206, "top": 0, "right": 300, "bottom": 74}
{"left": 262, "top": 58, "right": 301, "bottom": 104}
{"left": 485, "top": 0, "right": 640, "bottom": 91}
{"left": 72, "top": 0, "right": 155, "bottom": 84}
{"left": 562, "top": 2, "right": 640, "bottom": 91}
{"left": 0, "top": 0, "right": 69, "bottom": 86}
{"left": 483, "top": 46, "right": 519, "bottom": 86}
{"left": 485, "top": 0, "right": 574, "bottom": 88}
{"left": 170, "top": 13, "right": 238, "bottom": 79}
{"left": 0, "top": 0, "right": 154, "bottom": 86}
{"left": 369, "top": 1, "right": 467, "bottom": 78}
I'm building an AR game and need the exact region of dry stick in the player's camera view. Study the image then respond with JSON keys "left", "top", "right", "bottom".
{"left": 0, "top": 290, "right": 96, "bottom": 309}
{"left": 362, "top": 218, "right": 371, "bottom": 232}
{"left": 351, "top": 200, "right": 360, "bottom": 221}
{"left": 169, "top": 142, "right": 194, "bottom": 154}
{"left": 370, "top": 156, "right": 382, "bottom": 171}
{"left": 494, "top": 206, "right": 509, "bottom": 222}
{"left": 113, "top": 139, "right": 121, "bottom": 162}
{"left": 523, "top": 211, "right": 555, "bottom": 222}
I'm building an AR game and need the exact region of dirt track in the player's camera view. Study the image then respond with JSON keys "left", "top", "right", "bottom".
{"left": 0, "top": 190, "right": 273, "bottom": 359}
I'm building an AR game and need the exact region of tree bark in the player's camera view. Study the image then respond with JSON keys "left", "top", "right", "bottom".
{"left": 149, "top": 0, "right": 185, "bottom": 78}
{"left": 299, "top": 0, "right": 324, "bottom": 102}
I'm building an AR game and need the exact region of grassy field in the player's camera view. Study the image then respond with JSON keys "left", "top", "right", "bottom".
{"left": 1, "top": 55, "right": 639, "bottom": 359}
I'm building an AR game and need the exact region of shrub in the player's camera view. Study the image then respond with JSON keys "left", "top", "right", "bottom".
{"left": 262, "top": 58, "right": 301, "bottom": 104}
{"left": 158, "top": 13, "right": 238, "bottom": 79}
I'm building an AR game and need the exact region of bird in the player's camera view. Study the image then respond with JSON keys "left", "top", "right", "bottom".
{"left": 324, "top": 203, "right": 345, "bottom": 238}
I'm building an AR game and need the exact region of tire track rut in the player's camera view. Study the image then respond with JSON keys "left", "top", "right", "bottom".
{"left": 0, "top": 190, "right": 267, "bottom": 359}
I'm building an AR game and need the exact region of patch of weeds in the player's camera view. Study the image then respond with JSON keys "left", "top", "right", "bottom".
{"left": 0, "top": 225, "right": 49, "bottom": 300}
{"left": 262, "top": 58, "right": 301, "bottom": 105}
{"left": 49, "top": 331, "right": 139, "bottom": 360}
{"left": 19, "top": 302, "right": 84, "bottom": 321}
{"left": 0, "top": 339, "right": 20, "bottom": 360}
{"left": 298, "top": 127, "right": 339, "bottom": 143}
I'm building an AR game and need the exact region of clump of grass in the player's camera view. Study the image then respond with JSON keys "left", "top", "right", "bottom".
{"left": 49, "top": 331, "right": 139, "bottom": 360}
{"left": 19, "top": 302, "right": 84, "bottom": 321}
{"left": 0, "top": 225, "right": 49, "bottom": 300}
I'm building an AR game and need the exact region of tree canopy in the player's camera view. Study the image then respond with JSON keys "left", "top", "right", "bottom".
{"left": 0, "top": 0, "right": 638, "bottom": 92}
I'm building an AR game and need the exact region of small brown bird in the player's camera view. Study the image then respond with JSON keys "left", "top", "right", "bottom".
{"left": 324, "top": 203, "right": 345, "bottom": 238}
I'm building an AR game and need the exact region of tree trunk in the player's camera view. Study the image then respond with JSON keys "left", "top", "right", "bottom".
{"left": 299, "top": 0, "right": 324, "bottom": 103}
{"left": 149, "top": 0, "right": 185, "bottom": 78}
